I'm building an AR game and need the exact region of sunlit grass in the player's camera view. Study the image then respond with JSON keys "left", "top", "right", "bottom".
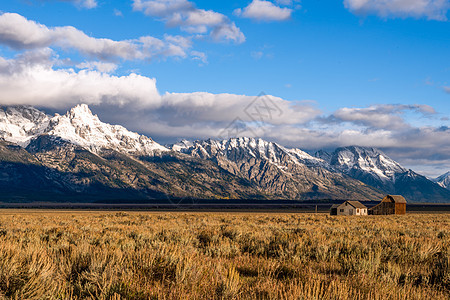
{"left": 0, "top": 211, "right": 448, "bottom": 299}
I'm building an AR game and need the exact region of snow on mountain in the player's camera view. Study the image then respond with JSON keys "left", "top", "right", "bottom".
{"left": 314, "top": 150, "right": 332, "bottom": 163}
{"left": 170, "top": 139, "right": 194, "bottom": 152}
{"left": 328, "top": 146, "right": 407, "bottom": 183}
{"left": 45, "top": 104, "right": 168, "bottom": 155}
{"left": 324, "top": 146, "right": 450, "bottom": 202}
{"left": 0, "top": 106, "right": 49, "bottom": 146}
{"left": 173, "top": 137, "right": 327, "bottom": 168}
{"left": 434, "top": 172, "right": 450, "bottom": 190}
{"left": 0, "top": 104, "right": 168, "bottom": 155}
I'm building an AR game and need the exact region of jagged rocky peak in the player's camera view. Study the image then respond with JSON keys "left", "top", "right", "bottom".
{"left": 0, "top": 105, "right": 50, "bottom": 146}
{"left": 46, "top": 104, "right": 168, "bottom": 155}
{"left": 175, "top": 136, "right": 326, "bottom": 167}
{"left": 329, "top": 146, "right": 406, "bottom": 181}
{"left": 177, "top": 137, "right": 286, "bottom": 161}
{"left": 0, "top": 103, "right": 168, "bottom": 155}
{"left": 434, "top": 172, "right": 450, "bottom": 189}
{"left": 67, "top": 103, "right": 99, "bottom": 120}
{"left": 171, "top": 139, "right": 194, "bottom": 152}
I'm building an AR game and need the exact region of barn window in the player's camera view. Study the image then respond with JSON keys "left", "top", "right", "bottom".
{"left": 357, "top": 209, "right": 359, "bottom": 213}
{"left": 340, "top": 209, "right": 344, "bottom": 212}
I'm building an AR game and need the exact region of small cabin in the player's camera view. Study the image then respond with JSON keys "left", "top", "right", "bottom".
{"left": 330, "top": 201, "right": 368, "bottom": 216}
{"left": 369, "top": 195, "right": 406, "bottom": 215}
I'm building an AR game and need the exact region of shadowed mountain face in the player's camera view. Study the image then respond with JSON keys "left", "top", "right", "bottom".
{"left": 0, "top": 105, "right": 448, "bottom": 203}
{"left": 434, "top": 172, "right": 450, "bottom": 190}
{"left": 173, "top": 138, "right": 383, "bottom": 201}
{"left": 320, "top": 146, "right": 450, "bottom": 203}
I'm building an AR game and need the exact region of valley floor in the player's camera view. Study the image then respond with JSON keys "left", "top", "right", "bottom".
{"left": 0, "top": 211, "right": 448, "bottom": 299}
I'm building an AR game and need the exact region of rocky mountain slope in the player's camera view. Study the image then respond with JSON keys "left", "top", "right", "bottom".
{"left": 317, "top": 146, "right": 450, "bottom": 202}
{"left": 0, "top": 104, "right": 448, "bottom": 203}
{"left": 0, "top": 105, "right": 385, "bottom": 202}
{"left": 434, "top": 172, "right": 450, "bottom": 190}
{"left": 172, "top": 138, "right": 382, "bottom": 200}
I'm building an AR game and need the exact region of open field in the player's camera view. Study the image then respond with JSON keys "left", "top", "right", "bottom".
{"left": 0, "top": 211, "right": 448, "bottom": 299}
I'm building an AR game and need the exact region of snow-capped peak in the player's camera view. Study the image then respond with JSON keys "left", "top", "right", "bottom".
{"left": 171, "top": 139, "right": 194, "bottom": 152}
{"left": 0, "top": 104, "right": 168, "bottom": 155}
{"left": 68, "top": 103, "right": 97, "bottom": 120}
{"left": 46, "top": 104, "right": 168, "bottom": 155}
{"left": 434, "top": 171, "right": 450, "bottom": 190}
{"left": 0, "top": 105, "right": 50, "bottom": 146}
{"left": 329, "top": 146, "right": 406, "bottom": 182}
{"left": 173, "top": 137, "right": 326, "bottom": 167}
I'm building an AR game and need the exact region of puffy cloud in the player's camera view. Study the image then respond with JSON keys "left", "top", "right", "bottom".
{"left": 344, "top": 0, "right": 450, "bottom": 20}
{"left": 0, "top": 50, "right": 319, "bottom": 125}
{"left": 328, "top": 104, "right": 436, "bottom": 130}
{"left": 0, "top": 47, "right": 447, "bottom": 176}
{"left": 0, "top": 51, "right": 161, "bottom": 108}
{"left": 0, "top": 13, "right": 194, "bottom": 61}
{"left": 190, "top": 50, "right": 207, "bottom": 64}
{"left": 132, "top": 0, "right": 245, "bottom": 43}
{"left": 234, "top": 0, "right": 294, "bottom": 21}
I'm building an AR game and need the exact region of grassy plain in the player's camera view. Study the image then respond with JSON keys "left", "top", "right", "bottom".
{"left": 0, "top": 210, "right": 448, "bottom": 299}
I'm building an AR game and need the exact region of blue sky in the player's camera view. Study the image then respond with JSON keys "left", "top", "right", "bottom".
{"left": 0, "top": 0, "right": 449, "bottom": 176}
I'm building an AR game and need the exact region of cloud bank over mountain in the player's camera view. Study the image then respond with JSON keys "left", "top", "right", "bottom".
{"left": 0, "top": 3, "right": 448, "bottom": 178}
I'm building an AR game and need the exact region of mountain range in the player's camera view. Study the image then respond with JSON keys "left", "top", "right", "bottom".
{"left": 0, "top": 104, "right": 449, "bottom": 203}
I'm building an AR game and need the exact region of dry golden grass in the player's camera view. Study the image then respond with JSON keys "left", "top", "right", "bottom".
{"left": 0, "top": 210, "right": 448, "bottom": 299}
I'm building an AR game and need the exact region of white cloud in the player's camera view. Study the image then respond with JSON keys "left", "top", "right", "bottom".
{"left": 0, "top": 47, "right": 447, "bottom": 176}
{"left": 235, "top": 0, "right": 293, "bottom": 21}
{"left": 0, "top": 13, "right": 194, "bottom": 61}
{"left": 0, "top": 51, "right": 161, "bottom": 108}
{"left": 132, "top": 0, "right": 245, "bottom": 43}
{"left": 0, "top": 50, "right": 319, "bottom": 123}
{"left": 40, "top": 0, "right": 98, "bottom": 9}
{"left": 190, "top": 50, "right": 208, "bottom": 64}
{"left": 330, "top": 104, "right": 436, "bottom": 130}
{"left": 114, "top": 9, "right": 124, "bottom": 17}
{"left": 76, "top": 61, "right": 118, "bottom": 73}
{"left": 344, "top": 0, "right": 450, "bottom": 20}
{"left": 74, "top": 0, "right": 97, "bottom": 9}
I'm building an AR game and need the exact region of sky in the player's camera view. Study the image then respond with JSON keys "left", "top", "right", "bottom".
{"left": 0, "top": 0, "right": 449, "bottom": 177}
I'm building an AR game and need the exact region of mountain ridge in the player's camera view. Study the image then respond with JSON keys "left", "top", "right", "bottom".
{"left": 434, "top": 172, "right": 450, "bottom": 190}
{"left": 0, "top": 104, "right": 448, "bottom": 203}
{"left": 322, "top": 146, "right": 450, "bottom": 202}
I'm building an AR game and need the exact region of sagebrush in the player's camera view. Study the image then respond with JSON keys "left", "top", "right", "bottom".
{"left": 0, "top": 211, "right": 448, "bottom": 299}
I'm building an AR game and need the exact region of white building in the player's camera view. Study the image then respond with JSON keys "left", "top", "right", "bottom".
{"left": 330, "top": 201, "right": 368, "bottom": 216}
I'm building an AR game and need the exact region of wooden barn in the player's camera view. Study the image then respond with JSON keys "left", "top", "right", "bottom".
{"left": 330, "top": 201, "right": 368, "bottom": 216}
{"left": 369, "top": 195, "right": 407, "bottom": 215}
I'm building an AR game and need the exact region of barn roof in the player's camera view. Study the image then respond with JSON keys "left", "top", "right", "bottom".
{"left": 383, "top": 195, "right": 407, "bottom": 203}
{"left": 345, "top": 201, "right": 367, "bottom": 209}
{"left": 330, "top": 204, "right": 340, "bottom": 209}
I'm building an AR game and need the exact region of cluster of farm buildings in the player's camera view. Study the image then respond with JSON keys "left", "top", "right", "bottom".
{"left": 330, "top": 195, "right": 407, "bottom": 216}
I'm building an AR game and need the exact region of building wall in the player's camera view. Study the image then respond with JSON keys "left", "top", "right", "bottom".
{"left": 395, "top": 203, "right": 406, "bottom": 215}
{"left": 358, "top": 208, "right": 368, "bottom": 216}
{"left": 336, "top": 203, "right": 368, "bottom": 216}
{"left": 370, "top": 202, "right": 395, "bottom": 215}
